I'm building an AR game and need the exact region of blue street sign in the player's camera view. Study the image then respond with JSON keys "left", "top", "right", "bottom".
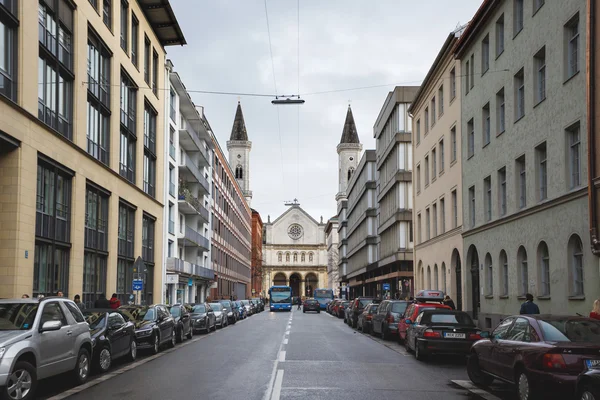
{"left": 188, "top": 278, "right": 193, "bottom": 287}
{"left": 132, "top": 279, "right": 144, "bottom": 291}
{"left": 382, "top": 283, "right": 390, "bottom": 291}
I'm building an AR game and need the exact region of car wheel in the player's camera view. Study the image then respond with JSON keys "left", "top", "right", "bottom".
{"left": 127, "top": 339, "right": 137, "bottom": 362}
{"left": 317, "top": 310, "right": 320, "bottom": 314}
{"left": 168, "top": 329, "right": 176, "bottom": 348}
{"left": 177, "top": 326, "right": 184, "bottom": 343}
{"left": 187, "top": 326, "right": 193, "bottom": 340}
{"left": 415, "top": 342, "right": 426, "bottom": 361}
{"left": 151, "top": 333, "right": 160, "bottom": 354}
{"left": 467, "top": 354, "right": 493, "bottom": 386}
{"left": 73, "top": 347, "right": 91, "bottom": 385}
{"left": 580, "top": 386, "right": 598, "bottom": 400}
{"left": 3, "top": 361, "right": 37, "bottom": 400}
{"left": 516, "top": 370, "right": 537, "bottom": 400}
{"left": 95, "top": 346, "right": 112, "bottom": 373}
{"left": 380, "top": 325, "right": 387, "bottom": 340}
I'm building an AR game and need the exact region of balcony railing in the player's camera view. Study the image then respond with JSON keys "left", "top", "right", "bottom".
{"left": 166, "top": 258, "right": 214, "bottom": 280}
{"left": 179, "top": 225, "right": 210, "bottom": 250}
{"left": 178, "top": 190, "right": 210, "bottom": 221}
{"left": 179, "top": 154, "right": 210, "bottom": 193}
{"left": 179, "top": 128, "right": 210, "bottom": 167}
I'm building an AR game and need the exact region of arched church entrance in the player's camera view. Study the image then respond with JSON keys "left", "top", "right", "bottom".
{"left": 289, "top": 273, "right": 302, "bottom": 298}
{"left": 273, "top": 272, "right": 287, "bottom": 286}
{"left": 305, "top": 273, "right": 318, "bottom": 297}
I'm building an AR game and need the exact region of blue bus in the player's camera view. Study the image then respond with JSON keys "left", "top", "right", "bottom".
{"left": 269, "top": 285, "right": 292, "bottom": 311}
{"left": 313, "top": 288, "right": 334, "bottom": 310}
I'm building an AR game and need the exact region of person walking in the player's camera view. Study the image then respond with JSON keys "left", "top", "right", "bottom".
{"left": 74, "top": 294, "right": 85, "bottom": 311}
{"left": 519, "top": 293, "right": 540, "bottom": 315}
{"left": 590, "top": 299, "right": 600, "bottom": 321}
{"left": 94, "top": 293, "right": 110, "bottom": 308}
{"left": 297, "top": 297, "right": 302, "bottom": 310}
{"left": 109, "top": 293, "right": 121, "bottom": 309}
{"left": 443, "top": 295, "right": 456, "bottom": 310}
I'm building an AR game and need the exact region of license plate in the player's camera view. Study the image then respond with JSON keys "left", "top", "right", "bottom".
{"left": 586, "top": 359, "right": 600, "bottom": 369}
{"left": 444, "top": 332, "right": 466, "bottom": 339}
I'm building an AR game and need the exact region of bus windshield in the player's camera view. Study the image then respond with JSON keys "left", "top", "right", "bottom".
{"left": 314, "top": 289, "right": 333, "bottom": 299}
{"left": 270, "top": 287, "right": 292, "bottom": 304}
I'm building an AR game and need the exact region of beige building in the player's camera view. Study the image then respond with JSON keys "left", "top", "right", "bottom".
{"left": 0, "top": 0, "right": 185, "bottom": 304}
{"left": 454, "top": 0, "right": 595, "bottom": 327}
{"left": 410, "top": 29, "right": 464, "bottom": 309}
{"left": 325, "top": 217, "right": 339, "bottom": 292}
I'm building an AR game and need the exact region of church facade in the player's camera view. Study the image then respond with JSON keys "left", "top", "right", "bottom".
{"left": 262, "top": 204, "right": 327, "bottom": 298}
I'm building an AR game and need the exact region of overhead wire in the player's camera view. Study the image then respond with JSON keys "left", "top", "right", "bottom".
{"left": 296, "top": 0, "right": 300, "bottom": 199}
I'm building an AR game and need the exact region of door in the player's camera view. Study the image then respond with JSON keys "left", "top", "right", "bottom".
{"left": 496, "top": 318, "right": 533, "bottom": 382}
{"left": 37, "top": 302, "right": 74, "bottom": 377}
{"left": 372, "top": 302, "right": 386, "bottom": 334}
{"left": 470, "top": 255, "right": 480, "bottom": 320}
{"left": 156, "top": 307, "right": 170, "bottom": 344}
{"left": 180, "top": 306, "right": 191, "bottom": 334}
{"left": 399, "top": 304, "right": 415, "bottom": 340}
{"left": 206, "top": 305, "right": 215, "bottom": 328}
{"left": 108, "top": 312, "right": 129, "bottom": 356}
{"left": 483, "top": 317, "right": 515, "bottom": 375}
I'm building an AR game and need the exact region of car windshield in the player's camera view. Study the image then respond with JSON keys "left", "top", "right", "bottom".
{"left": 539, "top": 319, "right": 600, "bottom": 342}
{"left": 359, "top": 299, "right": 373, "bottom": 307}
{"left": 84, "top": 311, "right": 107, "bottom": 330}
{"left": 427, "top": 313, "right": 475, "bottom": 325}
{"left": 192, "top": 305, "right": 206, "bottom": 313}
{"left": 305, "top": 300, "right": 318, "bottom": 304}
{"left": 341, "top": 302, "right": 350, "bottom": 306}
{"left": 391, "top": 302, "right": 408, "bottom": 314}
{"left": 169, "top": 307, "right": 181, "bottom": 317}
{"left": 241, "top": 300, "right": 249, "bottom": 305}
{"left": 370, "top": 305, "right": 379, "bottom": 313}
{"left": 210, "top": 303, "right": 223, "bottom": 311}
{"left": 0, "top": 303, "right": 39, "bottom": 331}
{"left": 220, "top": 301, "right": 232, "bottom": 308}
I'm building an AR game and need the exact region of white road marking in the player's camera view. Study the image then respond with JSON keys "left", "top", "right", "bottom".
{"left": 451, "top": 380, "right": 502, "bottom": 400}
{"left": 283, "top": 338, "right": 288, "bottom": 344}
{"left": 285, "top": 330, "right": 290, "bottom": 335}
{"left": 271, "top": 370, "right": 284, "bottom": 400}
{"left": 278, "top": 351, "right": 286, "bottom": 362}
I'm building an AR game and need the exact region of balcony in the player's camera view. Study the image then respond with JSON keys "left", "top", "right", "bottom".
{"left": 178, "top": 189, "right": 210, "bottom": 222}
{"left": 178, "top": 225, "right": 210, "bottom": 251}
{"left": 179, "top": 128, "right": 210, "bottom": 167}
{"left": 179, "top": 153, "right": 210, "bottom": 194}
{"left": 166, "top": 257, "right": 214, "bottom": 280}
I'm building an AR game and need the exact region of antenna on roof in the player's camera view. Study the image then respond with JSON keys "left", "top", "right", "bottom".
{"left": 284, "top": 198, "right": 300, "bottom": 206}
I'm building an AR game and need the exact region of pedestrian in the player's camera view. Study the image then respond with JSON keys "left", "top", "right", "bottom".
{"left": 21, "top": 294, "right": 29, "bottom": 298}
{"left": 94, "top": 293, "right": 110, "bottom": 308}
{"left": 590, "top": 299, "right": 600, "bottom": 321}
{"left": 109, "top": 293, "right": 121, "bottom": 309}
{"left": 57, "top": 290, "right": 64, "bottom": 297}
{"left": 74, "top": 294, "right": 85, "bottom": 311}
{"left": 443, "top": 295, "right": 456, "bottom": 310}
{"left": 297, "top": 297, "right": 302, "bottom": 310}
{"left": 519, "top": 293, "right": 540, "bottom": 315}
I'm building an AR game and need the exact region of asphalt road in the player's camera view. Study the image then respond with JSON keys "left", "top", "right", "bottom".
{"left": 35, "top": 306, "right": 564, "bottom": 400}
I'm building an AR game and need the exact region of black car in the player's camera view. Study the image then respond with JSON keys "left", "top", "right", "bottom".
{"left": 218, "top": 300, "right": 238, "bottom": 324}
{"left": 119, "top": 304, "right": 176, "bottom": 354}
{"left": 404, "top": 310, "right": 483, "bottom": 361}
{"left": 348, "top": 297, "right": 378, "bottom": 328}
{"left": 84, "top": 309, "right": 137, "bottom": 373}
{"left": 576, "top": 369, "right": 600, "bottom": 400}
{"left": 303, "top": 299, "right": 320, "bottom": 313}
{"left": 251, "top": 298, "right": 264, "bottom": 312}
{"left": 170, "top": 304, "right": 193, "bottom": 343}
{"left": 189, "top": 303, "right": 216, "bottom": 333}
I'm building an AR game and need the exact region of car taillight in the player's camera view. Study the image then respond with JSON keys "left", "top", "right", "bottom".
{"left": 543, "top": 353, "right": 567, "bottom": 370}
{"left": 366, "top": 315, "right": 372, "bottom": 321}
{"left": 387, "top": 314, "right": 394, "bottom": 323}
{"left": 423, "top": 329, "right": 441, "bottom": 338}
{"left": 469, "top": 332, "right": 482, "bottom": 340}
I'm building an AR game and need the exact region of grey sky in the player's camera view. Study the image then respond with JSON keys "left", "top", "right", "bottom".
{"left": 167, "top": 0, "right": 481, "bottom": 222}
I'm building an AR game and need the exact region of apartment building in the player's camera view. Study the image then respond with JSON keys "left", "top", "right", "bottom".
{"left": 454, "top": 0, "right": 594, "bottom": 326}
{"left": 344, "top": 150, "right": 380, "bottom": 299}
{"left": 210, "top": 103, "right": 252, "bottom": 300}
{"left": 588, "top": 2, "right": 600, "bottom": 268}
{"left": 373, "top": 86, "right": 419, "bottom": 299}
{"left": 0, "top": 0, "right": 185, "bottom": 305}
{"left": 251, "top": 209, "right": 263, "bottom": 297}
{"left": 410, "top": 29, "right": 464, "bottom": 309}
{"left": 325, "top": 217, "right": 339, "bottom": 293}
{"left": 162, "top": 61, "right": 214, "bottom": 304}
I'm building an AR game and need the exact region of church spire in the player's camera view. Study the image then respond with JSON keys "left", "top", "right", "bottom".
{"left": 339, "top": 105, "right": 360, "bottom": 144}
{"left": 230, "top": 101, "right": 248, "bottom": 141}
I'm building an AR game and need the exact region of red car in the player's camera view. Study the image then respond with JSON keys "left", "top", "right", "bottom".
{"left": 397, "top": 290, "right": 451, "bottom": 343}
{"left": 467, "top": 315, "right": 600, "bottom": 400}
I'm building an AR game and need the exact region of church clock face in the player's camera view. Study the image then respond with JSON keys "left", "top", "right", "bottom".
{"left": 349, "top": 156, "right": 354, "bottom": 161}
{"left": 288, "top": 224, "right": 303, "bottom": 240}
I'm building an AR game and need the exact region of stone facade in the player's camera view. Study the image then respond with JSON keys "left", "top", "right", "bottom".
{"left": 251, "top": 209, "right": 264, "bottom": 297}
{"left": 325, "top": 217, "right": 339, "bottom": 293}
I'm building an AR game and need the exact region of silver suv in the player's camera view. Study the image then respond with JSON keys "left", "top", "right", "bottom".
{"left": 0, "top": 297, "right": 92, "bottom": 400}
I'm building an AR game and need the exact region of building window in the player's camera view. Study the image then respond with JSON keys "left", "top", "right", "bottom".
{"left": 89, "top": 0, "right": 98, "bottom": 8}
{"left": 432, "top": 203, "right": 437, "bottom": 237}
{"left": 143, "top": 153, "right": 155, "bottom": 198}
{"left": 484, "top": 176, "right": 492, "bottom": 222}
{"left": 536, "top": 142, "right": 547, "bottom": 201}
{"left": 517, "top": 246, "right": 528, "bottom": 296}
{"left": 118, "top": 202, "right": 135, "bottom": 258}
{"left": 481, "top": 34, "right": 489, "bottom": 74}
{"left": 439, "top": 139, "right": 444, "bottom": 173}
{"left": 498, "top": 167, "right": 507, "bottom": 216}
{"left": 416, "top": 165, "right": 421, "bottom": 193}
{"left": 143, "top": 102, "right": 157, "bottom": 197}
{"left": 120, "top": 71, "right": 137, "bottom": 183}
{"left": 482, "top": 103, "right": 490, "bottom": 146}
{"left": 440, "top": 198, "right": 445, "bottom": 233}
{"left": 465, "top": 60, "right": 470, "bottom": 94}
{"left": 514, "top": 68, "right": 525, "bottom": 120}
{"left": 309, "top": 253, "right": 313, "bottom": 262}
{"left": 516, "top": 155, "right": 526, "bottom": 208}
{"left": 431, "top": 148, "right": 437, "bottom": 179}
{"left": 102, "top": 0, "right": 111, "bottom": 29}
{"left": 424, "top": 108, "right": 429, "bottom": 134}
{"left": 131, "top": 14, "right": 138, "bottom": 67}
{"left": 83, "top": 185, "right": 109, "bottom": 307}
{"left": 568, "top": 234, "right": 584, "bottom": 296}
{"left": 450, "top": 67, "right": 456, "bottom": 100}
{"left": 496, "top": 88, "right": 505, "bottom": 134}
{"left": 450, "top": 126, "right": 457, "bottom": 162}
{"left": 87, "top": 32, "right": 111, "bottom": 165}
{"left": 293, "top": 253, "right": 298, "bottom": 262}
{"left": 566, "top": 14, "right": 580, "bottom": 79}
{"left": 285, "top": 253, "right": 290, "bottom": 262}
{"left": 0, "top": 0, "right": 18, "bottom": 101}
{"left": 152, "top": 49, "right": 158, "bottom": 95}
{"left": 441, "top": 263, "right": 447, "bottom": 293}
{"left": 301, "top": 253, "right": 305, "bottom": 262}
{"left": 142, "top": 214, "right": 155, "bottom": 264}
{"left": 424, "top": 155, "right": 429, "bottom": 186}
{"left": 500, "top": 250, "right": 508, "bottom": 296}
{"left": 278, "top": 252, "right": 282, "bottom": 262}
{"left": 496, "top": 14, "right": 505, "bottom": 57}
{"left": 170, "top": 89, "right": 176, "bottom": 121}
{"left": 431, "top": 97, "right": 436, "bottom": 126}
{"left": 417, "top": 213, "right": 422, "bottom": 243}
{"left": 534, "top": 46, "right": 546, "bottom": 104}
{"left": 514, "top": 0, "right": 524, "bottom": 35}
{"left": 485, "top": 253, "right": 493, "bottom": 295}
{"left": 451, "top": 189, "right": 458, "bottom": 228}
{"left": 470, "top": 54, "right": 474, "bottom": 89}
{"left": 425, "top": 208, "right": 431, "bottom": 240}
{"left": 438, "top": 85, "right": 444, "bottom": 116}
{"left": 538, "top": 241, "right": 550, "bottom": 297}
{"left": 467, "top": 119, "right": 474, "bottom": 158}
{"left": 120, "top": 0, "right": 128, "bottom": 52}
{"left": 469, "top": 186, "right": 475, "bottom": 228}
{"left": 534, "top": 0, "right": 545, "bottom": 13}
{"left": 144, "top": 35, "right": 150, "bottom": 84}
{"left": 567, "top": 123, "right": 581, "bottom": 189}
{"left": 434, "top": 264, "right": 439, "bottom": 290}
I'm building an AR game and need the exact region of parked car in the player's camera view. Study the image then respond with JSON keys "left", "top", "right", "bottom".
{"left": 251, "top": 298, "right": 264, "bottom": 312}
{"left": 169, "top": 304, "right": 193, "bottom": 343}
{"left": 336, "top": 301, "right": 350, "bottom": 318}
{"left": 405, "top": 310, "right": 483, "bottom": 360}
{"left": 348, "top": 297, "right": 378, "bottom": 328}
{"left": 467, "top": 315, "right": 600, "bottom": 400}
{"left": 303, "top": 299, "right": 320, "bottom": 313}
{"left": 357, "top": 303, "right": 379, "bottom": 334}
{"left": 576, "top": 369, "right": 600, "bottom": 400}
{"left": 326, "top": 300, "right": 339, "bottom": 314}
{"left": 119, "top": 305, "right": 176, "bottom": 354}
{"left": 209, "top": 303, "right": 228, "bottom": 328}
{"left": 218, "top": 300, "right": 238, "bottom": 324}
{"left": 371, "top": 300, "right": 409, "bottom": 340}
{"left": 0, "top": 298, "right": 93, "bottom": 400}
{"left": 241, "top": 300, "right": 254, "bottom": 316}
{"left": 189, "top": 303, "right": 216, "bottom": 333}
{"left": 83, "top": 309, "right": 137, "bottom": 372}
{"left": 397, "top": 290, "right": 451, "bottom": 343}
{"left": 344, "top": 302, "right": 354, "bottom": 325}
{"left": 234, "top": 301, "right": 247, "bottom": 319}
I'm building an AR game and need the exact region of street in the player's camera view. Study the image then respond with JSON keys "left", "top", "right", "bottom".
{"left": 30, "top": 307, "right": 543, "bottom": 400}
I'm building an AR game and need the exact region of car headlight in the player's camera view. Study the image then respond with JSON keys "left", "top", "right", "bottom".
{"left": 0, "top": 347, "right": 5, "bottom": 359}
{"left": 91, "top": 338, "right": 97, "bottom": 347}
{"left": 227, "top": 312, "right": 233, "bottom": 316}
{"left": 137, "top": 329, "right": 152, "bottom": 337}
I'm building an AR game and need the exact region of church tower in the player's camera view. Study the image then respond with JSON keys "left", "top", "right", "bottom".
{"left": 227, "top": 101, "right": 253, "bottom": 206}
{"left": 336, "top": 105, "right": 362, "bottom": 208}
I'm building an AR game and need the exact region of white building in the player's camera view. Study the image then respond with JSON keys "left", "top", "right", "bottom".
{"left": 162, "top": 61, "right": 214, "bottom": 304}
{"left": 325, "top": 217, "right": 339, "bottom": 292}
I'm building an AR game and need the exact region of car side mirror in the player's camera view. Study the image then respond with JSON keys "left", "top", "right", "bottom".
{"left": 40, "top": 320, "right": 62, "bottom": 332}
{"left": 405, "top": 319, "right": 412, "bottom": 325}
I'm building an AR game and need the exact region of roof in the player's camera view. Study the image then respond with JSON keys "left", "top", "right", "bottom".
{"left": 453, "top": 0, "right": 499, "bottom": 58}
{"left": 270, "top": 204, "right": 322, "bottom": 226}
{"left": 229, "top": 102, "right": 248, "bottom": 141}
{"left": 373, "top": 86, "right": 420, "bottom": 138}
{"left": 339, "top": 105, "right": 360, "bottom": 144}
{"left": 137, "top": 0, "right": 187, "bottom": 46}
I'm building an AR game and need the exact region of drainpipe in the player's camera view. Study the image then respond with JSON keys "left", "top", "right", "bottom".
{"left": 588, "top": 0, "right": 600, "bottom": 255}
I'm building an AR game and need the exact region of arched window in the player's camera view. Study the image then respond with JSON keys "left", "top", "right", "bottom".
{"left": 277, "top": 252, "right": 282, "bottom": 262}
{"left": 517, "top": 246, "right": 528, "bottom": 296}
{"left": 308, "top": 252, "right": 314, "bottom": 262}
{"left": 347, "top": 167, "right": 355, "bottom": 181}
{"left": 285, "top": 252, "right": 290, "bottom": 262}
{"left": 433, "top": 264, "right": 439, "bottom": 290}
{"left": 537, "top": 241, "right": 550, "bottom": 296}
{"left": 568, "top": 234, "right": 584, "bottom": 296}
{"left": 441, "top": 263, "right": 447, "bottom": 293}
{"left": 293, "top": 253, "right": 298, "bottom": 262}
{"left": 485, "top": 253, "right": 493, "bottom": 296}
{"left": 427, "top": 265, "right": 432, "bottom": 288}
{"left": 235, "top": 165, "right": 243, "bottom": 179}
{"left": 301, "top": 252, "right": 305, "bottom": 262}
{"left": 499, "top": 250, "right": 508, "bottom": 296}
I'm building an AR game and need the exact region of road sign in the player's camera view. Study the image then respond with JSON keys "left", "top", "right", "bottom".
{"left": 382, "top": 283, "right": 390, "bottom": 291}
{"left": 188, "top": 278, "right": 193, "bottom": 287}
{"left": 132, "top": 279, "right": 144, "bottom": 291}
